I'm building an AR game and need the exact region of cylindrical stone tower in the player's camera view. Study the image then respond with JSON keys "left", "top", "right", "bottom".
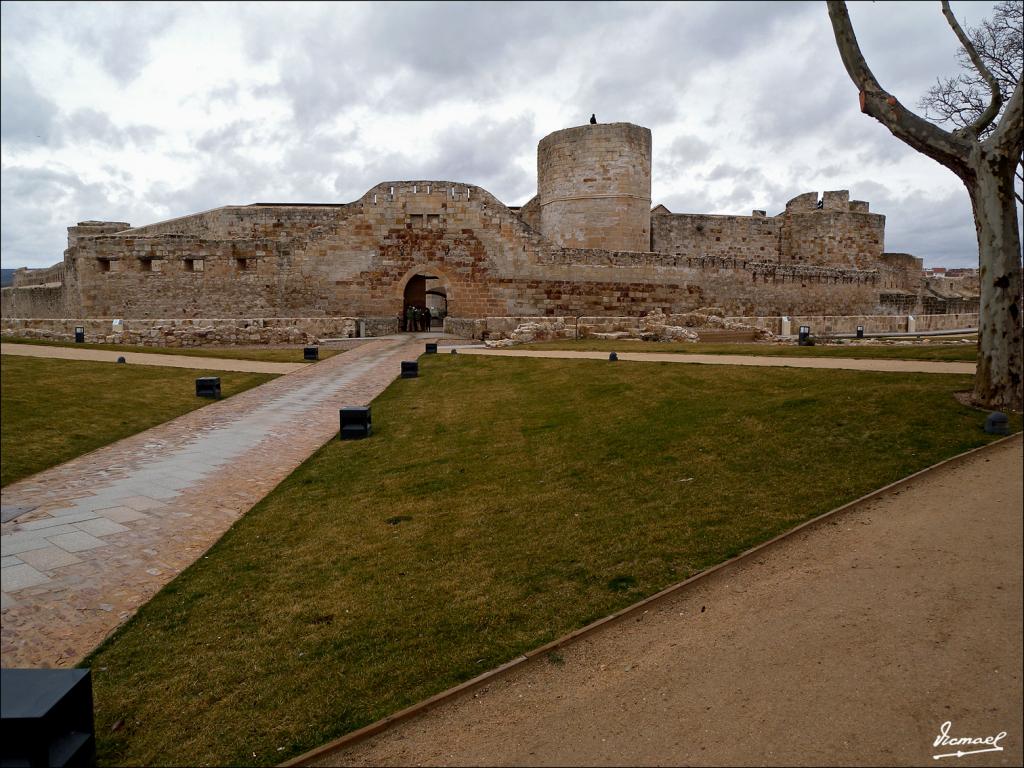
{"left": 537, "top": 122, "right": 652, "bottom": 252}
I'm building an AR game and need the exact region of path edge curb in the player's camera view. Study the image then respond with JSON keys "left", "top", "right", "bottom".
{"left": 281, "top": 432, "right": 1022, "bottom": 767}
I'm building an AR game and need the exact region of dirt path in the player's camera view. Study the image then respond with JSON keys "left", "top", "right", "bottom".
{"left": 0, "top": 342, "right": 306, "bottom": 373}
{"left": 459, "top": 347, "right": 977, "bottom": 374}
{"left": 312, "top": 435, "right": 1022, "bottom": 767}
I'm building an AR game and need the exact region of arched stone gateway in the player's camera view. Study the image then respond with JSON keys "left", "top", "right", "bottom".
{"left": 401, "top": 269, "right": 450, "bottom": 331}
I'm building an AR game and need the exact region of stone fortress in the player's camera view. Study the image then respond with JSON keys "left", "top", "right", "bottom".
{"left": 2, "top": 121, "right": 979, "bottom": 345}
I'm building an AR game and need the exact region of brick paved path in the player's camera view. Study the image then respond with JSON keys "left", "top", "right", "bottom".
{"left": 1, "top": 337, "right": 420, "bottom": 667}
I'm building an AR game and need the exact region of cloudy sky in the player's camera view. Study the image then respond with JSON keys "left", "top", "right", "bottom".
{"left": 1, "top": 1, "right": 1018, "bottom": 270}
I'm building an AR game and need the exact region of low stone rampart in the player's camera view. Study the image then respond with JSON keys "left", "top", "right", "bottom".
{"left": 444, "top": 312, "right": 978, "bottom": 341}
{"left": 1, "top": 317, "right": 369, "bottom": 346}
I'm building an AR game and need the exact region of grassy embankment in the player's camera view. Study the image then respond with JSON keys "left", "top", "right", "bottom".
{"left": 518, "top": 337, "right": 977, "bottom": 361}
{"left": 0, "top": 335, "right": 343, "bottom": 363}
{"left": 82, "top": 353, "right": 1017, "bottom": 765}
{"left": 1, "top": 355, "right": 277, "bottom": 486}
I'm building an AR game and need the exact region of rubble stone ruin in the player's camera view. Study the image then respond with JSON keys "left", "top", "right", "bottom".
{"left": 1, "top": 121, "right": 979, "bottom": 345}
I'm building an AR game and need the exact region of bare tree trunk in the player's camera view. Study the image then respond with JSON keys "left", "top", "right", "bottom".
{"left": 827, "top": 0, "right": 1023, "bottom": 412}
{"left": 969, "top": 152, "right": 1023, "bottom": 410}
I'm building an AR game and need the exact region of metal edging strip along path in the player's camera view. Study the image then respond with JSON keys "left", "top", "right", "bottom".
{"left": 281, "top": 431, "right": 1022, "bottom": 767}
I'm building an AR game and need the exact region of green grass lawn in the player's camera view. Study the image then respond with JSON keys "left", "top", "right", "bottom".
{"left": 0, "top": 335, "right": 342, "bottom": 363}
{"left": 518, "top": 338, "right": 977, "bottom": 361}
{"left": 0, "top": 356, "right": 277, "bottom": 486}
{"left": 82, "top": 355, "right": 1017, "bottom": 766}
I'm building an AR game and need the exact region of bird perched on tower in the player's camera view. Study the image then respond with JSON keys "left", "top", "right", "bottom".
{"left": 590, "top": 113, "right": 597, "bottom": 124}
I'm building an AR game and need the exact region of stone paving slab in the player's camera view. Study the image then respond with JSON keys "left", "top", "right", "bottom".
{"left": 458, "top": 348, "right": 977, "bottom": 374}
{"left": 0, "top": 342, "right": 306, "bottom": 373}
{"left": 1, "top": 337, "right": 419, "bottom": 667}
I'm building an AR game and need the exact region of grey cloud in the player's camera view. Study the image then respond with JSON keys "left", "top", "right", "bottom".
{"left": 60, "top": 109, "right": 162, "bottom": 149}
{"left": 0, "top": 66, "right": 60, "bottom": 147}
{"left": 242, "top": 2, "right": 642, "bottom": 123}
{"left": 66, "top": 3, "right": 180, "bottom": 85}
{"left": 657, "top": 190, "right": 720, "bottom": 216}
{"left": 328, "top": 115, "right": 537, "bottom": 205}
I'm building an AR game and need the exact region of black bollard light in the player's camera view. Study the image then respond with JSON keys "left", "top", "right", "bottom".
{"left": 609, "top": 352, "right": 618, "bottom": 361}
{"left": 425, "top": 343, "right": 437, "bottom": 354}
{"left": 116, "top": 356, "right": 126, "bottom": 364}
{"left": 340, "top": 406, "right": 372, "bottom": 439}
{"left": 401, "top": 361, "right": 418, "bottom": 378}
{"left": 450, "top": 348, "right": 458, "bottom": 354}
{"left": 798, "top": 325, "right": 811, "bottom": 346}
{"left": 304, "top": 346, "right": 319, "bottom": 361}
{"left": 856, "top": 325, "right": 864, "bottom": 339}
{"left": 1, "top": 668, "right": 96, "bottom": 768}
{"left": 74, "top": 327, "right": 85, "bottom": 344}
{"left": 984, "top": 412, "right": 1009, "bottom": 435}
{"left": 195, "top": 377, "right": 221, "bottom": 398}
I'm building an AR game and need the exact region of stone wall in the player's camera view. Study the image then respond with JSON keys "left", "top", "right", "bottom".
{"left": 878, "top": 252, "right": 924, "bottom": 292}
{"left": 1, "top": 285, "right": 71, "bottom": 319}
{"left": 651, "top": 210, "right": 781, "bottom": 260}
{"left": 780, "top": 191, "right": 885, "bottom": 269}
{"left": 11, "top": 262, "right": 66, "bottom": 287}
{"left": 52, "top": 179, "right": 897, "bottom": 322}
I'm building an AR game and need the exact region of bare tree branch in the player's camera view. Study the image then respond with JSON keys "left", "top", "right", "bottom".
{"left": 986, "top": 75, "right": 1024, "bottom": 159}
{"left": 826, "top": 0, "right": 972, "bottom": 176}
{"left": 941, "top": 0, "right": 1003, "bottom": 135}
{"left": 918, "top": 1, "right": 1022, "bottom": 139}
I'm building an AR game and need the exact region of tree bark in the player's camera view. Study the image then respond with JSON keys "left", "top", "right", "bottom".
{"left": 968, "top": 149, "right": 1023, "bottom": 411}
{"left": 827, "top": 0, "right": 1023, "bottom": 412}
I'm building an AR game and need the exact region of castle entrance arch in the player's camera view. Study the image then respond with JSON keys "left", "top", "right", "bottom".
{"left": 402, "top": 272, "right": 450, "bottom": 332}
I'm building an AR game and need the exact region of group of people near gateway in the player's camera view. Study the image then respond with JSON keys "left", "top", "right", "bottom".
{"left": 402, "top": 304, "right": 435, "bottom": 332}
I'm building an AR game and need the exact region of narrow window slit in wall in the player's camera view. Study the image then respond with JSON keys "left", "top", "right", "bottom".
{"left": 139, "top": 258, "right": 152, "bottom": 273}
{"left": 98, "top": 258, "right": 111, "bottom": 273}
{"left": 236, "top": 257, "right": 249, "bottom": 271}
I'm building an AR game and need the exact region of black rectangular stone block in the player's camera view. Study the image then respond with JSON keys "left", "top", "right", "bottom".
{"left": 304, "top": 346, "right": 319, "bottom": 360}
{"left": 340, "top": 406, "right": 372, "bottom": 439}
{"left": 1, "top": 668, "right": 96, "bottom": 768}
{"left": 195, "top": 377, "right": 221, "bottom": 398}
{"left": 401, "top": 361, "right": 418, "bottom": 378}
